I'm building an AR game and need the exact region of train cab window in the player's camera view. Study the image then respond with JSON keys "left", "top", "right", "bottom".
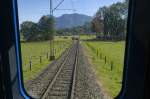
{"left": 17, "top": 0, "right": 129, "bottom": 98}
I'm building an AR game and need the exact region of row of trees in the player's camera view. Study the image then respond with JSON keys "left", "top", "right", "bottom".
{"left": 91, "top": 0, "right": 128, "bottom": 40}
{"left": 20, "top": 16, "right": 55, "bottom": 41}
{"left": 56, "top": 22, "right": 92, "bottom": 36}
{"left": 21, "top": 16, "right": 91, "bottom": 41}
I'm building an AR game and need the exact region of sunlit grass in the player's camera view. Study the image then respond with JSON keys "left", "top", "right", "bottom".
{"left": 54, "top": 36, "right": 72, "bottom": 41}
{"left": 83, "top": 41, "right": 125, "bottom": 98}
{"left": 79, "top": 34, "right": 96, "bottom": 40}
{"left": 21, "top": 39, "right": 71, "bottom": 81}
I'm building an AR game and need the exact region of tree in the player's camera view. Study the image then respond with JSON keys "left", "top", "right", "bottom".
{"left": 91, "top": 16, "right": 103, "bottom": 34}
{"left": 108, "top": 2, "right": 127, "bottom": 39}
{"left": 92, "top": 1, "right": 128, "bottom": 40}
{"left": 91, "top": 6, "right": 107, "bottom": 36}
{"left": 21, "top": 15, "right": 56, "bottom": 41}
{"left": 38, "top": 15, "right": 55, "bottom": 40}
{"left": 20, "top": 21, "right": 39, "bottom": 41}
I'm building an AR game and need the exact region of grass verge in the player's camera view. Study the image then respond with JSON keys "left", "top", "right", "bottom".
{"left": 83, "top": 41, "right": 125, "bottom": 98}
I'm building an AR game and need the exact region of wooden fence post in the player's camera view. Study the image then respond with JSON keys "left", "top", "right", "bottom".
{"left": 47, "top": 53, "right": 48, "bottom": 59}
{"left": 29, "top": 56, "right": 32, "bottom": 70}
{"left": 40, "top": 56, "right": 42, "bottom": 63}
{"left": 99, "top": 49, "right": 100, "bottom": 58}
{"left": 111, "top": 61, "right": 114, "bottom": 71}
{"left": 97, "top": 49, "right": 99, "bottom": 57}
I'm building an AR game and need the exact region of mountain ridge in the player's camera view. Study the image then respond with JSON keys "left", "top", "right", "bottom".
{"left": 55, "top": 13, "right": 92, "bottom": 29}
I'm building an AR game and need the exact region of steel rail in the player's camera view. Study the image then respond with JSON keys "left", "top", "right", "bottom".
{"left": 40, "top": 43, "right": 76, "bottom": 99}
{"left": 70, "top": 41, "right": 79, "bottom": 99}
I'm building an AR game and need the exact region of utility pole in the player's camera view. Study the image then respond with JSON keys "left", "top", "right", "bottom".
{"left": 49, "top": 0, "right": 75, "bottom": 60}
{"left": 49, "top": 0, "right": 55, "bottom": 60}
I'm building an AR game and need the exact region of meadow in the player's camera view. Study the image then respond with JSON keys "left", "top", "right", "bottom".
{"left": 83, "top": 40, "right": 125, "bottom": 98}
{"left": 21, "top": 34, "right": 125, "bottom": 97}
{"left": 21, "top": 37, "right": 72, "bottom": 81}
{"left": 79, "top": 34, "right": 96, "bottom": 40}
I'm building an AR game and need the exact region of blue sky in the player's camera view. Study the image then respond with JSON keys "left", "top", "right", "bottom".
{"left": 17, "top": 0, "right": 123, "bottom": 24}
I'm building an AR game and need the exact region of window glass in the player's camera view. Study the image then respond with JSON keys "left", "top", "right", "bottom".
{"left": 17, "top": 0, "right": 128, "bottom": 98}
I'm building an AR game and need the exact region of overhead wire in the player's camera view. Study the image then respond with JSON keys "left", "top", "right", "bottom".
{"left": 70, "top": 0, "right": 76, "bottom": 13}
{"left": 53, "top": 0, "right": 65, "bottom": 12}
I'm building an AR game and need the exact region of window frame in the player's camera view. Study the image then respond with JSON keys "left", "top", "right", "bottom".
{"left": 1, "top": 0, "right": 149, "bottom": 98}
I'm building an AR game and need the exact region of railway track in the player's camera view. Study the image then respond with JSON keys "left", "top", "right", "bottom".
{"left": 26, "top": 40, "right": 103, "bottom": 99}
{"left": 40, "top": 41, "right": 79, "bottom": 99}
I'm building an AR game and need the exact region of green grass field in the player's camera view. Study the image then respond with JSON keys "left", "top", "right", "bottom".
{"left": 83, "top": 41, "right": 125, "bottom": 98}
{"left": 21, "top": 38, "right": 72, "bottom": 82}
{"left": 79, "top": 34, "right": 96, "bottom": 40}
